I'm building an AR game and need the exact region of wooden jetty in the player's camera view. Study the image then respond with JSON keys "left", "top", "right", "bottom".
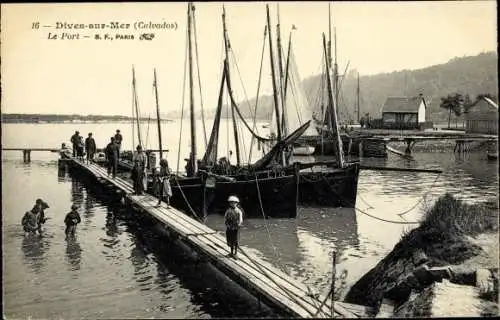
{"left": 2, "top": 147, "right": 59, "bottom": 162}
{"left": 64, "top": 157, "right": 370, "bottom": 318}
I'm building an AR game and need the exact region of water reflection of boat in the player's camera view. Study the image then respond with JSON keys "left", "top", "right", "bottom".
{"left": 295, "top": 207, "right": 358, "bottom": 291}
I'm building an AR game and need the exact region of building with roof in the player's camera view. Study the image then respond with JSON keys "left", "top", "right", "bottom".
{"left": 381, "top": 94, "right": 427, "bottom": 130}
{"left": 465, "top": 96, "right": 498, "bottom": 135}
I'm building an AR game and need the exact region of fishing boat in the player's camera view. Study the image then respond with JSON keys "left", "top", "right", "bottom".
{"left": 258, "top": 4, "right": 359, "bottom": 208}
{"left": 165, "top": 3, "right": 302, "bottom": 219}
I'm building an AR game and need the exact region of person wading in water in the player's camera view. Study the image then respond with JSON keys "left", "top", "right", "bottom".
{"left": 33, "top": 199, "right": 50, "bottom": 235}
{"left": 224, "top": 195, "right": 243, "bottom": 258}
{"left": 22, "top": 207, "right": 41, "bottom": 237}
{"left": 131, "top": 145, "right": 147, "bottom": 195}
{"left": 64, "top": 204, "right": 81, "bottom": 240}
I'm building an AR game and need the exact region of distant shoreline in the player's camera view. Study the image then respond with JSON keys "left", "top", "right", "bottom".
{"left": 1, "top": 114, "right": 174, "bottom": 124}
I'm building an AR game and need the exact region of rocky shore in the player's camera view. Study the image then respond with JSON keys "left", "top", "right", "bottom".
{"left": 344, "top": 193, "right": 499, "bottom": 317}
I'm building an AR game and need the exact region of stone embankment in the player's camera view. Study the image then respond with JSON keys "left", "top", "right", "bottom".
{"left": 344, "top": 194, "right": 499, "bottom": 317}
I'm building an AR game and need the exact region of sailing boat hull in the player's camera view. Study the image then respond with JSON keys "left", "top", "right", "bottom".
{"left": 288, "top": 162, "right": 360, "bottom": 207}
{"left": 209, "top": 173, "right": 298, "bottom": 218}
{"left": 166, "top": 173, "right": 298, "bottom": 219}
{"left": 169, "top": 176, "right": 214, "bottom": 220}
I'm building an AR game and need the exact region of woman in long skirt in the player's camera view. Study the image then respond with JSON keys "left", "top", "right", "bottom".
{"left": 156, "top": 159, "right": 172, "bottom": 207}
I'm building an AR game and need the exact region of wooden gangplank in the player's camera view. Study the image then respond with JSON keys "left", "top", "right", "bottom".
{"left": 68, "top": 158, "right": 369, "bottom": 318}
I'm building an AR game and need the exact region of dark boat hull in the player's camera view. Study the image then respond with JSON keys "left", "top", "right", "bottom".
{"left": 285, "top": 162, "right": 360, "bottom": 208}
{"left": 164, "top": 173, "right": 298, "bottom": 219}
{"left": 209, "top": 173, "right": 298, "bottom": 218}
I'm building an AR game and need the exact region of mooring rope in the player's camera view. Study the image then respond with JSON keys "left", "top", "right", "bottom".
{"left": 319, "top": 174, "right": 421, "bottom": 224}
{"left": 253, "top": 172, "right": 324, "bottom": 316}
{"left": 172, "top": 175, "right": 203, "bottom": 222}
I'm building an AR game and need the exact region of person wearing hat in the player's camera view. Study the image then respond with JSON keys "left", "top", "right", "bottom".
{"left": 85, "top": 132, "right": 97, "bottom": 163}
{"left": 105, "top": 137, "right": 119, "bottom": 178}
{"left": 132, "top": 145, "right": 147, "bottom": 195}
{"left": 224, "top": 195, "right": 244, "bottom": 258}
{"left": 33, "top": 199, "right": 50, "bottom": 235}
{"left": 64, "top": 204, "right": 81, "bottom": 239}
{"left": 114, "top": 129, "right": 123, "bottom": 159}
{"left": 70, "top": 131, "right": 81, "bottom": 158}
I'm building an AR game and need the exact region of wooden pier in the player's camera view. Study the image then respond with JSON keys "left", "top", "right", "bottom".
{"left": 64, "top": 157, "right": 370, "bottom": 318}
{"left": 2, "top": 147, "right": 59, "bottom": 163}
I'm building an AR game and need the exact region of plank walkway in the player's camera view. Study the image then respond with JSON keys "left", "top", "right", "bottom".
{"left": 68, "top": 157, "right": 370, "bottom": 318}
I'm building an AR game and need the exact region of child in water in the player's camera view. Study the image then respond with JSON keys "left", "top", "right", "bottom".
{"left": 22, "top": 207, "right": 41, "bottom": 237}
{"left": 64, "top": 204, "right": 81, "bottom": 240}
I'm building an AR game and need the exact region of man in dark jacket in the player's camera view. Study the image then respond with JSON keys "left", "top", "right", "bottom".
{"left": 114, "top": 129, "right": 123, "bottom": 159}
{"left": 85, "top": 133, "right": 97, "bottom": 163}
{"left": 105, "top": 137, "right": 119, "bottom": 178}
{"left": 70, "top": 131, "right": 80, "bottom": 157}
{"left": 64, "top": 204, "right": 81, "bottom": 239}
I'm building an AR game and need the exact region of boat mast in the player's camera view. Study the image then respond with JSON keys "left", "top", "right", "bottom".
{"left": 276, "top": 4, "right": 287, "bottom": 137}
{"left": 333, "top": 27, "right": 339, "bottom": 126}
{"left": 153, "top": 68, "right": 163, "bottom": 159}
{"left": 187, "top": 2, "right": 197, "bottom": 176}
{"left": 222, "top": 5, "right": 241, "bottom": 166}
{"left": 132, "top": 65, "right": 142, "bottom": 147}
{"left": 266, "top": 4, "right": 284, "bottom": 165}
{"left": 131, "top": 69, "right": 135, "bottom": 150}
{"left": 356, "top": 72, "right": 360, "bottom": 123}
{"left": 323, "top": 33, "right": 344, "bottom": 168}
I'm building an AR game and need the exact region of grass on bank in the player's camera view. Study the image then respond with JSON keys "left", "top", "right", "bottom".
{"left": 397, "top": 193, "right": 498, "bottom": 265}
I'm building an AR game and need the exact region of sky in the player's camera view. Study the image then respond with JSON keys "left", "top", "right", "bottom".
{"left": 1, "top": 1, "right": 497, "bottom": 116}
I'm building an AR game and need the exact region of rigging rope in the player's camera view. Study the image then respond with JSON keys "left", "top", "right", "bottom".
{"left": 176, "top": 24, "right": 189, "bottom": 173}
{"left": 317, "top": 174, "right": 420, "bottom": 224}
{"left": 248, "top": 26, "right": 267, "bottom": 163}
{"left": 145, "top": 114, "right": 152, "bottom": 150}
{"left": 172, "top": 175, "right": 203, "bottom": 222}
{"left": 191, "top": 6, "right": 208, "bottom": 148}
{"left": 254, "top": 172, "right": 325, "bottom": 315}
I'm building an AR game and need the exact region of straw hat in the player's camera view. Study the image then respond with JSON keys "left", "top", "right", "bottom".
{"left": 228, "top": 195, "right": 239, "bottom": 203}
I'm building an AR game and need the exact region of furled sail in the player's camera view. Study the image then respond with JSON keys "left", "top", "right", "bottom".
{"left": 201, "top": 64, "right": 227, "bottom": 167}
{"left": 250, "top": 120, "right": 311, "bottom": 171}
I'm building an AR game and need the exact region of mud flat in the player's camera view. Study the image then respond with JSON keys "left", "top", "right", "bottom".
{"left": 344, "top": 193, "right": 499, "bottom": 317}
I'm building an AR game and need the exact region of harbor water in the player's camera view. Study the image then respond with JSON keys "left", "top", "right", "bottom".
{"left": 2, "top": 121, "right": 498, "bottom": 318}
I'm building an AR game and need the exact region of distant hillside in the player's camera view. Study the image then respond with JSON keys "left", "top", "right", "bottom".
{"left": 223, "top": 51, "right": 498, "bottom": 123}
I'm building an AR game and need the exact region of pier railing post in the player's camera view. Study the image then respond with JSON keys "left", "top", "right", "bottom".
{"left": 331, "top": 250, "right": 337, "bottom": 318}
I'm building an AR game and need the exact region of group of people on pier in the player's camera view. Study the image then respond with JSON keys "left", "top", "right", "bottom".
{"left": 61, "top": 128, "right": 245, "bottom": 259}
{"left": 68, "top": 129, "right": 123, "bottom": 166}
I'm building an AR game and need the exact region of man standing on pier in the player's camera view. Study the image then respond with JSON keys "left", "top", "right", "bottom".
{"left": 224, "top": 196, "right": 243, "bottom": 258}
{"left": 131, "top": 145, "right": 147, "bottom": 195}
{"left": 105, "top": 137, "right": 119, "bottom": 178}
{"left": 70, "top": 131, "right": 81, "bottom": 157}
{"left": 114, "top": 129, "right": 123, "bottom": 159}
{"left": 85, "top": 133, "right": 97, "bottom": 163}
